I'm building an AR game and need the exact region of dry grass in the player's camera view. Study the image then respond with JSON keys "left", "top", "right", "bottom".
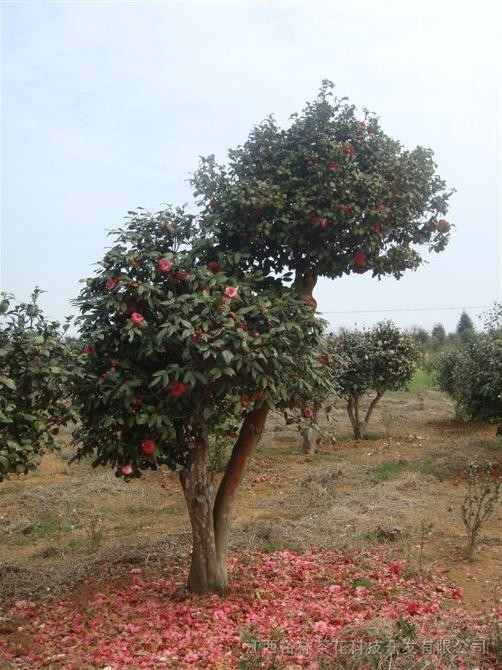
{"left": 0, "top": 388, "right": 500, "bottom": 614}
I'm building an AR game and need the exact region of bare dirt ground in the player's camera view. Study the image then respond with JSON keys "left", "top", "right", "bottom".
{"left": 0, "top": 388, "right": 500, "bottom": 619}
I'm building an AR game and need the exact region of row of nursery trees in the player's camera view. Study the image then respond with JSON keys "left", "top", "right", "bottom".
{"left": 408, "top": 310, "right": 477, "bottom": 353}
{"left": 1, "top": 81, "right": 479, "bottom": 594}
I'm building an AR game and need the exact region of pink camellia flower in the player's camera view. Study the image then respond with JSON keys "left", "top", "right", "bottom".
{"left": 354, "top": 251, "right": 366, "bottom": 267}
{"left": 121, "top": 465, "right": 133, "bottom": 476}
{"left": 224, "top": 286, "right": 238, "bottom": 299}
{"left": 344, "top": 144, "right": 356, "bottom": 157}
{"left": 170, "top": 382, "right": 190, "bottom": 397}
{"left": 140, "top": 440, "right": 156, "bottom": 456}
{"left": 157, "top": 258, "right": 173, "bottom": 273}
{"left": 130, "top": 312, "right": 145, "bottom": 326}
{"left": 320, "top": 217, "right": 329, "bottom": 229}
{"left": 106, "top": 277, "right": 119, "bottom": 292}
{"left": 301, "top": 408, "right": 315, "bottom": 419}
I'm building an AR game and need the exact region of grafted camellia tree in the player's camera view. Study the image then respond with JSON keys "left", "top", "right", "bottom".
{"left": 192, "top": 81, "right": 452, "bottom": 451}
{"left": 192, "top": 80, "right": 453, "bottom": 301}
{"left": 72, "top": 209, "right": 328, "bottom": 593}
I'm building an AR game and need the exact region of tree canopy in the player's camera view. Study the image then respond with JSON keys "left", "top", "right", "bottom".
{"left": 192, "top": 80, "right": 453, "bottom": 294}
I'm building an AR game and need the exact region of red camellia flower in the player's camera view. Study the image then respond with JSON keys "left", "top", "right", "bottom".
{"left": 377, "top": 204, "right": 388, "bottom": 213}
{"left": 157, "top": 258, "right": 173, "bottom": 273}
{"left": 327, "top": 161, "right": 340, "bottom": 172}
{"left": 405, "top": 602, "right": 422, "bottom": 616}
{"left": 240, "top": 394, "right": 250, "bottom": 407}
{"left": 169, "top": 270, "right": 188, "bottom": 284}
{"left": 140, "top": 440, "right": 156, "bottom": 456}
{"left": 130, "top": 312, "right": 145, "bottom": 326}
{"left": 106, "top": 278, "right": 119, "bottom": 292}
{"left": 133, "top": 392, "right": 144, "bottom": 406}
{"left": 344, "top": 144, "right": 356, "bottom": 157}
{"left": 436, "top": 219, "right": 451, "bottom": 233}
{"left": 371, "top": 223, "right": 382, "bottom": 235}
{"left": 389, "top": 563, "right": 402, "bottom": 576}
{"left": 338, "top": 204, "right": 352, "bottom": 214}
{"left": 320, "top": 217, "right": 329, "bottom": 229}
{"left": 190, "top": 329, "right": 204, "bottom": 342}
{"left": 170, "top": 382, "right": 190, "bottom": 397}
{"left": 207, "top": 261, "right": 222, "bottom": 273}
{"left": 308, "top": 214, "right": 319, "bottom": 226}
{"left": 225, "top": 286, "right": 238, "bottom": 299}
{"left": 83, "top": 345, "right": 95, "bottom": 355}
{"left": 318, "top": 355, "right": 329, "bottom": 365}
{"left": 255, "top": 393, "right": 267, "bottom": 401}
{"left": 301, "top": 408, "right": 315, "bottom": 419}
{"left": 121, "top": 464, "right": 133, "bottom": 476}
{"left": 354, "top": 251, "right": 366, "bottom": 267}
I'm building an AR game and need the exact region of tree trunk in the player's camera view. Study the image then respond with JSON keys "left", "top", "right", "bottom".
{"left": 294, "top": 268, "right": 320, "bottom": 453}
{"left": 179, "top": 425, "right": 227, "bottom": 594}
{"left": 497, "top": 423, "right": 502, "bottom": 436}
{"left": 300, "top": 424, "right": 316, "bottom": 455}
{"left": 213, "top": 406, "right": 269, "bottom": 577}
{"left": 179, "top": 407, "right": 270, "bottom": 594}
{"left": 347, "top": 392, "right": 384, "bottom": 440}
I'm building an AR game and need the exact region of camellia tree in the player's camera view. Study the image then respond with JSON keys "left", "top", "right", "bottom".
{"left": 0, "top": 290, "right": 79, "bottom": 481}
{"left": 330, "top": 321, "right": 419, "bottom": 440}
{"left": 192, "top": 80, "right": 453, "bottom": 303}
{"left": 437, "top": 303, "right": 502, "bottom": 433}
{"left": 192, "top": 81, "right": 451, "bottom": 451}
{"left": 72, "top": 208, "right": 330, "bottom": 594}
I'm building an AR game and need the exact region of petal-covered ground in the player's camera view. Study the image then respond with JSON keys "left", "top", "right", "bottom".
{"left": 0, "top": 549, "right": 499, "bottom": 669}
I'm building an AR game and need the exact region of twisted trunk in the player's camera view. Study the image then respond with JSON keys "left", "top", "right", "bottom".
{"left": 179, "top": 425, "right": 225, "bottom": 594}
{"left": 295, "top": 268, "right": 320, "bottom": 454}
{"left": 179, "top": 407, "right": 269, "bottom": 594}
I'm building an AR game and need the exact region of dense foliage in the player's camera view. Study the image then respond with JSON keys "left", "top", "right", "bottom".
{"left": 0, "top": 291, "right": 79, "bottom": 481}
{"left": 330, "top": 321, "right": 419, "bottom": 439}
{"left": 436, "top": 330, "right": 502, "bottom": 425}
{"left": 192, "top": 80, "right": 453, "bottom": 289}
{"left": 72, "top": 208, "right": 327, "bottom": 477}
{"left": 72, "top": 208, "right": 330, "bottom": 592}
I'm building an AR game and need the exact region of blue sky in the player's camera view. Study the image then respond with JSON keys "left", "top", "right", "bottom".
{"left": 1, "top": 0, "right": 500, "bottom": 333}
